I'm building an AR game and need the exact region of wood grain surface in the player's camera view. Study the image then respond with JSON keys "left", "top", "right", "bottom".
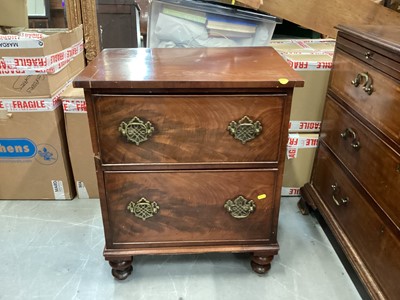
{"left": 104, "top": 169, "right": 277, "bottom": 246}
{"left": 73, "top": 47, "right": 304, "bottom": 89}
{"left": 95, "top": 94, "right": 285, "bottom": 165}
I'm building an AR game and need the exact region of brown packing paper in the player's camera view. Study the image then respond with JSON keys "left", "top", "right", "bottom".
{"left": 61, "top": 84, "right": 99, "bottom": 199}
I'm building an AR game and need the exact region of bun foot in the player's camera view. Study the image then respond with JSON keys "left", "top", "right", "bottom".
{"left": 109, "top": 258, "right": 133, "bottom": 280}
{"left": 297, "top": 197, "right": 310, "bottom": 215}
{"left": 251, "top": 254, "right": 274, "bottom": 274}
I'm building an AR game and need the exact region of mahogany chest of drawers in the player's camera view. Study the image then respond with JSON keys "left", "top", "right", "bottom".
{"left": 300, "top": 25, "right": 400, "bottom": 299}
{"left": 73, "top": 47, "right": 303, "bottom": 280}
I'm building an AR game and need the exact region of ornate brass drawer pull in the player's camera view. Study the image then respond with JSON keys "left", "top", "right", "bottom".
{"left": 224, "top": 195, "right": 256, "bottom": 219}
{"left": 351, "top": 72, "right": 373, "bottom": 95}
{"left": 127, "top": 197, "right": 159, "bottom": 220}
{"left": 331, "top": 183, "right": 349, "bottom": 206}
{"left": 227, "top": 116, "right": 262, "bottom": 144}
{"left": 340, "top": 127, "right": 361, "bottom": 150}
{"left": 119, "top": 116, "right": 154, "bottom": 145}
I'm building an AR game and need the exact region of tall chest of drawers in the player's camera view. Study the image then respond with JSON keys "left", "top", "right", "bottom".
{"left": 300, "top": 25, "right": 400, "bottom": 299}
{"left": 73, "top": 47, "right": 303, "bottom": 279}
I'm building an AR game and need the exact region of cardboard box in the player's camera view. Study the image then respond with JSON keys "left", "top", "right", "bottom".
{"left": 0, "top": 0, "right": 28, "bottom": 28}
{"left": 0, "top": 25, "right": 84, "bottom": 98}
{"left": 61, "top": 85, "right": 99, "bottom": 199}
{"left": 0, "top": 86, "right": 75, "bottom": 200}
{"left": 270, "top": 39, "right": 335, "bottom": 54}
{"left": 282, "top": 133, "right": 319, "bottom": 196}
{"left": 271, "top": 39, "right": 335, "bottom": 133}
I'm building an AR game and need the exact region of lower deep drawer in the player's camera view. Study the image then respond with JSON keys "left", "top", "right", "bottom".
{"left": 104, "top": 169, "right": 278, "bottom": 247}
{"left": 312, "top": 144, "right": 400, "bottom": 299}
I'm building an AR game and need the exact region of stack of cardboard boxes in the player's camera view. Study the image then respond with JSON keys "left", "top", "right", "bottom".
{"left": 0, "top": 25, "right": 85, "bottom": 200}
{"left": 270, "top": 39, "right": 335, "bottom": 196}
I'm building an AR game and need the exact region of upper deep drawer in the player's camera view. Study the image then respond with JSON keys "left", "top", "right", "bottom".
{"left": 320, "top": 96, "right": 400, "bottom": 229}
{"left": 312, "top": 144, "right": 400, "bottom": 300}
{"left": 329, "top": 49, "right": 400, "bottom": 147}
{"left": 94, "top": 95, "right": 286, "bottom": 165}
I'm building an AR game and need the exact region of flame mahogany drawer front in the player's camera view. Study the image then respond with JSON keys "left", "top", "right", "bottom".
{"left": 95, "top": 94, "right": 285, "bottom": 165}
{"left": 301, "top": 25, "right": 400, "bottom": 299}
{"left": 312, "top": 144, "right": 400, "bottom": 298}
{"left": 73, "top": 47, "right": 304, "bottom": 280}
{"left": 104, "top": 170, "right": 277, "bottom": 246}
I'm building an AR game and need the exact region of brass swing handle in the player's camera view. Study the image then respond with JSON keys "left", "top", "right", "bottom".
{"left": 351, "top": 72, "right": 373, "bottom": 95}
{"left": 340, "top": 128, "right": 361, "bottom": 150}
{"left": 331, "top": 183, "right": 349, "bottom": 206}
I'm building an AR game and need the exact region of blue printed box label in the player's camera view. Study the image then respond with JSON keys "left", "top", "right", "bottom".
{"left": 0, "top": 138, "right": 37, "bottom": 158}
{"left": 0, "top": 139, "right": 58, "bottom": 165}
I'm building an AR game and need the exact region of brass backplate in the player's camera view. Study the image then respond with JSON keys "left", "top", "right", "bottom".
{"left": 227, "top": 116, "right": 262, "bottom": 144}
{"left": 127, "top": 197, "right": 159, "bottom": 220}
{"left": 224, "top": 195, "right": 256, "bottom": 219}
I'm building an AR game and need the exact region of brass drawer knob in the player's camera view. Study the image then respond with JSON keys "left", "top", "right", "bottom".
{"left": 331, "top": 183, "right": 349, "bottom": 206}
{"left": 119, "top": 116, "right": 154, "bottom": 145}
{"left": 340, "top": 127, "right": 361, "bottom": 150}
{"left": 351, "top": 72, "right": 373, "bottom": 95}
{"left": 227, "top": 116, "right": 262, "bottom": 144}
{"left": 224, "top": 195, "right": 256, "bottom": 219}
{"left": 127, "top": 197, "right": 159, "bottom": 220}
{"left": 364, "top": 51, "right": 373, "bottom": 60}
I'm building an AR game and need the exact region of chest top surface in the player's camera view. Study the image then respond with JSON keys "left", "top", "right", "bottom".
{"left": 73, "top": 47, "right": 304, "bottom": 90}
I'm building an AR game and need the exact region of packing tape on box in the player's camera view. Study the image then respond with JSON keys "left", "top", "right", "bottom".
{"left": 0, "top": 35, "right": 20, "bottom": 41}
{"left": 0, "top": 39, "right": 44, "bottom": 49}
{"left": 289, "top": 120, "right": 321, "bottom": 132}
{"left": 0, "top": 31, "right": 49, "bottom": 45}
{"left": 0, "top": 81, "right": 71, "bottom": 112}
{"left": 0, "top": 40, "right": 83, "bottom": 76}
{"left": 287, "top": 133, "right": 319, "bottom": 159}
{"left": 62, "top": 99, "right": 87, "bottom": 113}
{"left": 283, "top": 57, "right": 333, "bottom": 71}
{"left": 281, "top": 187, "right": 301, "bottom": 196}
{"left": 18, "top": 32, "right": 49, "bottom": 39}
